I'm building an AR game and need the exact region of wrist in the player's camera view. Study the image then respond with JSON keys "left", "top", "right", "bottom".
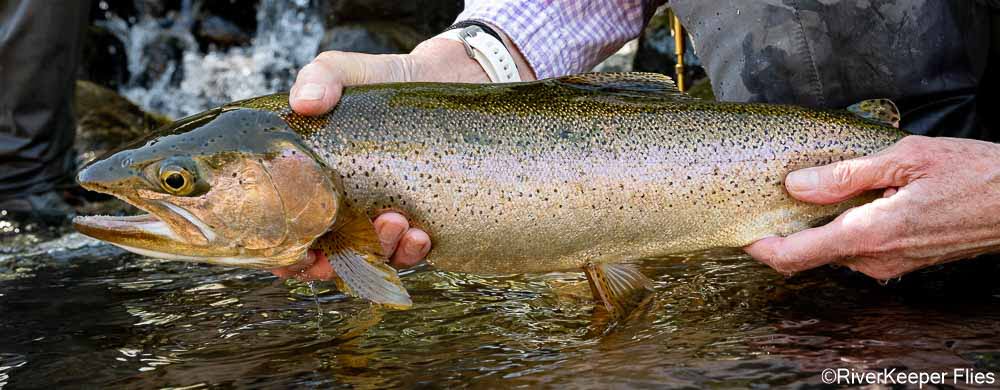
{"left": 476, "top": 21, "right": 536, "bottom": 81}
{"left": 409, "top": 38, "right": 491, "bottom": 83}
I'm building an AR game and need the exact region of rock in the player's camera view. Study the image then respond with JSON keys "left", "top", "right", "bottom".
{"left": 134, "top": 32, "right": 189, "bottom": 88}
{"left": 319, "top": 22, "right": 425, "bottom": 54}
{"left": 89, "top": 0, "right": 138, "bottom": 22}
{"left": 317, "top": 1, "right": 462, "bottom": 56}
{"left": 73, "top": 80, "right": 171, "bottom": 168}
{"left": 77, "top": 25, "right": 129, "bottom": 90}
{"left": 196, "top": 14, "right": 252, "bottom": 50}
{"left": 89, "top": 0, "right": 185, "bottom": 22}
{"left": 134, "top": 0, "right": 182, "bottom": 19}
{"left": 323, "top": 0, "right": 462, "bottom": 37}
{"left": 198, "top": 0, "right": 258, "bottom": 37}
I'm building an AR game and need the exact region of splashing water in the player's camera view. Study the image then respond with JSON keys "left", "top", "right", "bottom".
{"left": 100, "top": 0, "right": 324, "bottom": 118}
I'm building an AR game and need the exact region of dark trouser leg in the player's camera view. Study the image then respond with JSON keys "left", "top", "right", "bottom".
{"left": 0, "top": 1, "right": 90, "bottom": 200}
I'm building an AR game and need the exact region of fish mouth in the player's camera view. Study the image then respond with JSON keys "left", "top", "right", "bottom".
{"left": 73, "top": 194, "right": 220, "bottom": 260}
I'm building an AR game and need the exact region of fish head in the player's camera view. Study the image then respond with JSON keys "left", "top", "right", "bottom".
{"left": 73, "top": 107, "right": 339, "bottom": 269}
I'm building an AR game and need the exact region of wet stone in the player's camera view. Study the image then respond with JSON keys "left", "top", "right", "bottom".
{"left": 78, "top": 25, "right": 129, "bottom": 89}
{"left": 319, "top": 22, "right": 425, "bottom": 54}
{"left": 195, "top": 15, "right": 252, "bottom": 50}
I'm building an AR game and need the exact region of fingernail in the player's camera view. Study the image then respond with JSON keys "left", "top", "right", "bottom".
{"left": 786, "top": 168, "right": 820, "bottom": 191}
{"left": 296, "top": 83, "right": 325, "bottom": 101}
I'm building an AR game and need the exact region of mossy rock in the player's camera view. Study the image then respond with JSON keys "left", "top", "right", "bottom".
{"left": 74, "top": 80, "right": 171, "bottom": 167}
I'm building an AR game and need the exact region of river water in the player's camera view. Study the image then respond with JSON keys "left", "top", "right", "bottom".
{"left": 2, "top": 232, "right": 1000, "bottom": 388}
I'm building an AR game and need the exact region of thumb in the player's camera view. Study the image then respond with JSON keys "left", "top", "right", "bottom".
{"left": 784, "top": 140, "right": 919, "bottom": 204}
{"left": 290, "top": 52, "right": 415, "bottom": 116}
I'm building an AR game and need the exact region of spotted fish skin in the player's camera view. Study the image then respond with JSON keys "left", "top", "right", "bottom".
{"left": 232, "top": 73, "right": 907, "bottom": 274}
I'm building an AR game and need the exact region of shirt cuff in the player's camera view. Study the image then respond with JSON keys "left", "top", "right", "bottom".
{"left": 454, "top": 1, "right": 650, "bottom": 79}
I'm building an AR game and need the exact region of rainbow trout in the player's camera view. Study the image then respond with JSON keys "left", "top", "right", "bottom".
{"left": 74, "top": 73, "right": 907, "bottom": 314}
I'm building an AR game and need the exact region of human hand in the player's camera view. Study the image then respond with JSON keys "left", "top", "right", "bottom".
{"left": 289, "top": 30, "right": 535, "bottom": 116}
{"left": 288, "top": 40, "right": 484, "bottom": 115}
{"left": 745, "top": 135, "right": 1000, "bottom": 280}
{"left": 271, "top": 212, "right": 431, "bottom": 280}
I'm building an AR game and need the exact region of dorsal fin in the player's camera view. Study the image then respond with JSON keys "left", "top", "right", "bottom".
{"left": 554, "top": 72, "right": 691, "bottom": 99}
{"left": 847, "top": 98, "right": 900, "bottom": 128}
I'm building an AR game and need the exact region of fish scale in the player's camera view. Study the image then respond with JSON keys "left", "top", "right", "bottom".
{"left": 238, "top": 73, "right": 906, "bottom": 274}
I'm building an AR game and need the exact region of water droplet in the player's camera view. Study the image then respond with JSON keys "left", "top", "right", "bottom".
{"left": 308, "top": 281, "right": 323, "bottom": 332}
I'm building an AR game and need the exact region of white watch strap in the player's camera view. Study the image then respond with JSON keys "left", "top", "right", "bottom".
{"left": 436, "top": 25, "right": 522, "bottom": 83}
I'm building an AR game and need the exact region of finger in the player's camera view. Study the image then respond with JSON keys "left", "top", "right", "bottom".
{"left": 270, "top": 250, "right": 316, "bottom": 278}
{"left": 290, "top": 51, "right": 412, "bottom": 116}
{"left": 389, "top": 228, "right": 431, "bottom": 269}
{"left": 745, "top": 234, "right": 844, "bottom": 276}
{"left": 289, "top": 61, "right": 344, "bottom": 116}
{"left": 744, "top": 203, "right": 886, "bottom": 274}
{"left": 784, "top": 138, "right": 921, "bottom": 204}
{"left": 296, "top": 250, "right": 336, "bottom": 281}
{"left": 373, "top": 212, "right": 409, "bottom": 257}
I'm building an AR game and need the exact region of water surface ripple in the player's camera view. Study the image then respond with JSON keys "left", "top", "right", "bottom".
{"left": 2, "top": 237, "right": 999, "bottom": 388}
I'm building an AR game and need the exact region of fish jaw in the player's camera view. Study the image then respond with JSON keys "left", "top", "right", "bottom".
{"left": 72, "top": 188, "right": 231, "bottom": 261}
{"left": 72, "top": 183, "right": 316, "bottom": 269}
{"left": 72, "top": 207, "right": 309, "bottom": 269}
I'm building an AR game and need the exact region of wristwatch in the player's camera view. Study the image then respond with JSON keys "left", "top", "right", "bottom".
{"left": 436, "top": 21, "right": 522, "bottom": 83}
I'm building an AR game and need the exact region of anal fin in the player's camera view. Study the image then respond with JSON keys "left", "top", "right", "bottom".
{"left": 312, "top": 209, "right": 412, "bottom": 309}
{"left": 583, "top": 263, "right": 654, "bottom": 319}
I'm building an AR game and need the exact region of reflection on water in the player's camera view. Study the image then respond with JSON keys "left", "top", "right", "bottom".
{"left": 1, "top": 236, "right": 999, "bottom": 388}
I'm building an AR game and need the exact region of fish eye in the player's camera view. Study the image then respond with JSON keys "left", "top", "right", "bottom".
{"left": 158, "top": 165, "right": 195, "bottom": 195}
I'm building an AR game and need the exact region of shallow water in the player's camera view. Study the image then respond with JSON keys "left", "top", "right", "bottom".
{"left": 2, "top": 234, "right": 1000, "bottom": 388}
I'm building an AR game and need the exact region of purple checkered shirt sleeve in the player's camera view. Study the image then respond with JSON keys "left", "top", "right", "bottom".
{"left": 455, "top": 0, "right": 663, "bottom": 79}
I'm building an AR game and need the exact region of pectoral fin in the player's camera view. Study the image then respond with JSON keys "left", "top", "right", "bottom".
{"left": 311, "top": 209, "right": 412, "bottom": 309}
{"left": 583, "top": 262, "right": 654, "bottom": 318}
